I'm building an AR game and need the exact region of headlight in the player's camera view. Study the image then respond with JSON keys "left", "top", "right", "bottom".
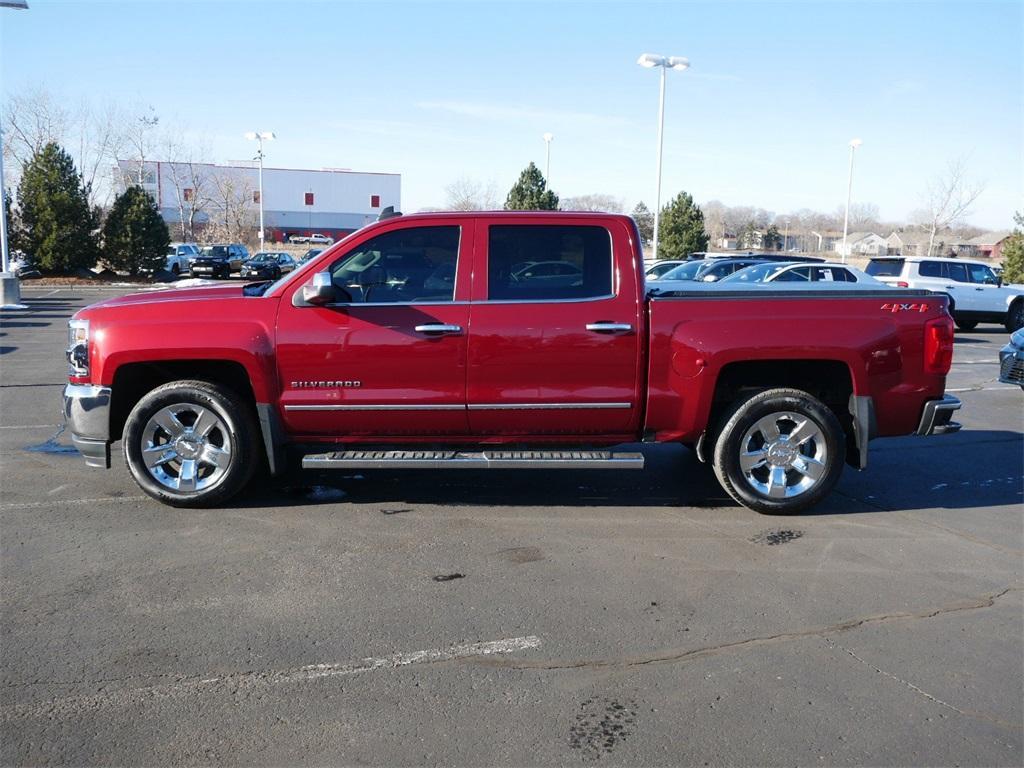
{"left": 67, "top": 319, "right": 90, "bottom": 376}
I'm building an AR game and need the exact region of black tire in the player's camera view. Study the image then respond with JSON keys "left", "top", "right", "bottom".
{"left": 171, "top": 263, "right": 181, "bottom": 276}
{"left": 123, "top": 380, "right": 261, "bottom": 508}
{"left": 711, "top": 388, "right": 846, "bottom": 515}
{"left": 1006, "top": 301, "right": 1024, "bottom": 333}
{"left": 954, "top": 315, "right": 978, "bottom": 331}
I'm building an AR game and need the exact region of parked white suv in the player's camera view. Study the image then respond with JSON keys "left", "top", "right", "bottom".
{"left": 166, "top": 243, "right": 200, "bottom": 276}
{"left": 866, "top": 256, "right": 1024, "bottom": 332}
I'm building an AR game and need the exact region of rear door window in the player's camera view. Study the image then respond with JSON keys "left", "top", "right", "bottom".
{"left": 866, "top": 259, "right": 904, "bottom": 277}
{"left": 774, "top": 267, "right": 811, "bottom": 282}
{"left": 487, "top": 225, "right": 612, "bottom": 301}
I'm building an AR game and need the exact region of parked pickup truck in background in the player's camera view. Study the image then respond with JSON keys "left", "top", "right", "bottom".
{"left": 289, "top": 233, "right": 335, "bottom": 245}
{"left": 63, "top": 212, "right": 961, "bottom": 515}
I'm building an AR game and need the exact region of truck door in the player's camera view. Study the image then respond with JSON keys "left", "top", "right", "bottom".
{"left": 466, "top": 218, "right": 643, "bottom": 437}
{"left": 275, "top": 221, "right": 472, "bottom": 437}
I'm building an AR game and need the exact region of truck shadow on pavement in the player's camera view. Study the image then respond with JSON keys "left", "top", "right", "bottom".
{"left": 231, "top": 431, "right": 1023, "bottom": 516}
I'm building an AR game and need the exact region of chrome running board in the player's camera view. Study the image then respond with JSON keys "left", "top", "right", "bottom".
{"left": 301, "top": 449, "right": 645, "bottom": 470}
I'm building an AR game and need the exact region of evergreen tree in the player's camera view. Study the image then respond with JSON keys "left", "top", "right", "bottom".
{"left": 1000, "top": 211, "right": 1024, "bottom": 285}
{"left": 102, "top": 185, "right": 171, "bottom": 276}
{"left": 16, "top": 143, "right": 99, "bottom": 274}
{"left": 632, "top": 201, "right": 654, "bottom": 246}
{"left": 504, "top": 162, "right": 559, "bottom": 210}
{"left": 657, "top": 191, "right": 709, "bottom": 259}
{"left": 763, "top": 224, "right": 783, "bottom": 250}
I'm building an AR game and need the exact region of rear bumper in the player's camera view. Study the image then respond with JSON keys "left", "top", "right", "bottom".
{"left": 63, "top": 384, "right": 112, "bottom": 468}
{"left": 916, "top": 394, "right": 962, "bottom": 436}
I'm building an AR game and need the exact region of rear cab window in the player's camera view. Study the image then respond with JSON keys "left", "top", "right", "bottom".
{"left": 865, "top": 259, "right": 905, "bottom": 277}
{"left": 486, "top": 225, "right": 612, "bottom": 301}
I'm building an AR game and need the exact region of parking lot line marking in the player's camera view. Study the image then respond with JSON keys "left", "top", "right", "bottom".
{"left": 0, "top": 424, "right": 57, "bottom": 430}
{"left": 0, "top": 496, "right": 148, "bottom": 510}
{"left": 2, "top": 635, "right": 543, "bottom": 719}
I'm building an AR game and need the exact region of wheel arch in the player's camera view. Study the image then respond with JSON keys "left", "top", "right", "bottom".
{"left": 696, "top": 358, "right": 861, "bottom": 467}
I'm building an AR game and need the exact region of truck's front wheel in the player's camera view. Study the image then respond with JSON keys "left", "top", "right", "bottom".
{"left": 123, "top": 380, "right": 260, "bottom": 507}
{"left": 712, "top": 388, "right": 846, "bottom": 515}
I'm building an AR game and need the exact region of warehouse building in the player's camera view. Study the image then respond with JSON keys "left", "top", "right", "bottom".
{"left": 116, "top": 159, "right": 401, "bottom": 242}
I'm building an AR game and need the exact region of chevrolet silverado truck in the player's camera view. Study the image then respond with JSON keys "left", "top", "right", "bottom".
{"left": 63, "top": 212, "right": 962, "bottom": 514}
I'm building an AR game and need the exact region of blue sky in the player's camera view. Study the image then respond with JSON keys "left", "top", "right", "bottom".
{"left": 1, "top": 0, "right": 1021, "bottom": 228}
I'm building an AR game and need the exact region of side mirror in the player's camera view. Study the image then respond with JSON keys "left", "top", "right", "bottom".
{"left": 302, "top": 271, "right": 336, "bottom": 306}
{"left": 997, "top": 276, "right": 1003, "bottom": 287}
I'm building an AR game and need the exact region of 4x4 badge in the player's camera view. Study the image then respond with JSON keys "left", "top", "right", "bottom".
{"left": 881, "top": 303, "right": 929, "bottom": 313}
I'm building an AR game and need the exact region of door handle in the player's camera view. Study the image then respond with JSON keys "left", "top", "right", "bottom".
{"left": 944, "top": 285, "right": 957, "bottom": 290}
{"left": 586, "top": 322, "right": 634, "bottom": 334}
{"left": 974, "top": 287, "right": 984, "bottom": 291}
{"left": 414, "top": 323, "right": 462, "bottom": 335}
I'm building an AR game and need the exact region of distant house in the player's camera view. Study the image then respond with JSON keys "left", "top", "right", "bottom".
{"left": 965, "top": 231, "right": 1014, "bottom": 260}
{"left": 887, "top": 230, "right": 972, "bottom": 258}
{"left": 718, "top": 235, "right": 739, "bottom": 250}
{"left": 833, "top": 232, "right": 887, "bottom": 257}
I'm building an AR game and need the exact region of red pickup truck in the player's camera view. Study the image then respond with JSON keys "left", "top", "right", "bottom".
{"left": 63, "top": 212, "right": 961, "bottom": 515}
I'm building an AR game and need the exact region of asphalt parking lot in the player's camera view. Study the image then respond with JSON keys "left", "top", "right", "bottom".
{"left": 1, "top": 285, "right": 1021, "bottom": 766}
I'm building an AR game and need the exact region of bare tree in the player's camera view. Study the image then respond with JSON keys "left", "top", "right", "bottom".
{"left": 2, "top": 86, "right": 71, "bottom": 170}
{"left": 702, "top": 200, "right": 726, "bottom": 244}
{"left": 124, "top": 105, "right": 160, "bottom": 186}
{"left": 160, "top": 131, "right": 213, "bottom": 242}
{"left": 561, "top": 193, "right": 624, "bottom": 213}
{"left": 205, "top": 170, "right": 255, "bottom": 244}
{"left": 444, "top": 177, "right": 499, "bottom": 211}
{"left": 834, "top": 202, "right": 881, "bottom": 232}
{"left": 3, "top": 87, "right": 129, "bottom": 208}
{"left": 917, "top": 158, "right": 984, "bottom": 256}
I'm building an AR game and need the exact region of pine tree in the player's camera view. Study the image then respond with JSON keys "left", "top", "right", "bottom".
{"left": 1000, "top": 211, "right": 1024, "bottom": 285}
{"left": 102, "top": 186, "right": 171, "bottom": 276}
{"left": 763, "top": 224, "right": 783, "bottom": 251}
{"left": 632, "top": 201, "right": 654, "bottom": 246}
{"left": 504, "top": 162, "right": 559, "bottom": 210}
{"left": 657, "top": 191, "right": 709, "bottom": 259}
{"left": 16, "top": 143, "right": 99, "bottom": 274}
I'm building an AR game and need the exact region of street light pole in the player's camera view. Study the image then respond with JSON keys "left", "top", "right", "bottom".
{"left": 245, "top": 131, "right": 275, "bottom": 251}
{"left": 841, "top": 138, "right": 862, "bottom": 264}
{"left": 637, "top": 53, "right": 689, "bottom": 260}
{"left": 542, "top": 132, "right": 553, "bottom": 185}
{"left": 0, "top": 0, "right": 28, "bottom": 308}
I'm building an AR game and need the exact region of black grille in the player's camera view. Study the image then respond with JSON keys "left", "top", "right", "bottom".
{"left": 1001, "top": 357, "right": 1024, "bottom": 384}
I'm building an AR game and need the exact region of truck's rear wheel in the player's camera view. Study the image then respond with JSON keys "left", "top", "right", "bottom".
{"left": 123, "top": 380, "right": 260, "bottom": 508}
{"left": 712, "top": 388, "right": 845, "bottom": 515}
{"left": 954, "top": 315, "right": 977, "bottom": 331}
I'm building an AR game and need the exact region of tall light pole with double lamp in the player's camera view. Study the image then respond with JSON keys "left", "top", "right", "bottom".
{"left": 637, "top": 52, "right": 689, "bottom": 260}
{"left": 542, "top": 132, "right": 554, "bottom": 185}
{"left": 840, "top": 138, "right": 863, "bottom": 264}
{"left": 0, "top": 0, "right": 29, "bottom": 308}
{"left": 245, "top": 131, "right": 275, "bottom": 251}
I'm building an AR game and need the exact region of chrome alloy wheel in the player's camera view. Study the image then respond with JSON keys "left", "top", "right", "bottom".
{"left": 738, "top": 411, "right": 827, "bottom": 499}
{"left": 140, "top": 403, "right": 231, "bottom": 492}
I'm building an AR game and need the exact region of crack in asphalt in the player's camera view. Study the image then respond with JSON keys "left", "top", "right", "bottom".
{"left": 479, "top": 587, "right": 1019, "bottom": 674}
{"left": 824, "top": 639, "right": 1019, "bottom": 730}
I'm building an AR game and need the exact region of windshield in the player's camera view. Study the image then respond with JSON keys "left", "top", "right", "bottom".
{"left": 660, "top": 261, "right": 704, "bottom": 280}
{"left": 200, "top": 246, "right": 226, "bottom": 258}
{"left": 721, "top": 263, "right": 786, "bottom": 283}
{"left": 251, "top": 254, "right": 274, "bottom": 262}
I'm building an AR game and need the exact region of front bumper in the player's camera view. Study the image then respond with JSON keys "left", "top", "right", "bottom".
{"left": 916, "top": 394, "right": 963, "bottom": 436}
{"left": 63, "top": 384, "right": 112, "bottom": 468}
{"left": 998, "top": 340, "right": 1024, "bottom": 387}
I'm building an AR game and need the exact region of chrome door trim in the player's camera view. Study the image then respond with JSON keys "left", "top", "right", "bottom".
{"left": 585, "top": 322, "right": 634, "bottom": 333}
{"left": 284, "top": 404, "right": 466, "bottom": 412}
{"left": 467, "top": 402, "right": 632, "bottom": 410}
{"left": 414, "top": 323, "right": 463, "bottom": 334}
{"left": 284, "top": 401, "right": 634, "bottom": 412}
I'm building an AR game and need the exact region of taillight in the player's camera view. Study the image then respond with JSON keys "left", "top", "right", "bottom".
{"left": 924, "top": 316, "right": 954, "bottom": 374}
{"left": 896, "top": 281, "right": 909, "bottom": 288}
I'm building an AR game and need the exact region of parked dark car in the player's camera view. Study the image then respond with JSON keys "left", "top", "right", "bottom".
{"left": 240, "top": 252, "right": 298, "bottom": 280}
{"left": 190, "top": 244, "right": 249, "bottom": 278}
